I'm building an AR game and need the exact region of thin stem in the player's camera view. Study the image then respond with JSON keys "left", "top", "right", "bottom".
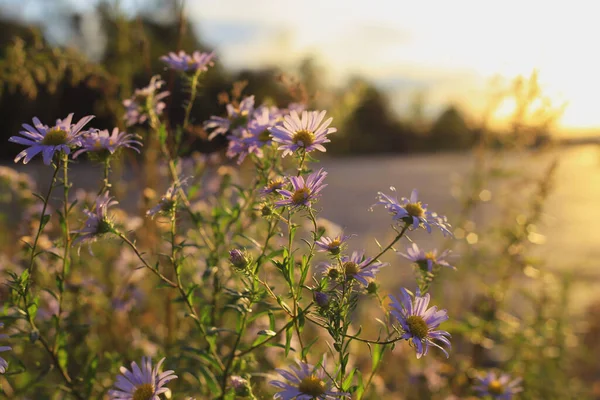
{"left": 24, "top": 303, "right": 84, "bottom": 399}
{"left": 363, "top": 224, "right": 409, "bottom": 268}
{"left": 98, "top": 158, "right": 112, "bottom": 195}
{"left": 183, "top": 70, "right": 202, "bottom": 130}
{"left": 24, "top": 163, "right": 60, "bottom": 294}
{"left": 116, "top": 232, "right": 178, "bottom": 288}
{"left": 54, "top": 154, "right": 71, "bottom": 352}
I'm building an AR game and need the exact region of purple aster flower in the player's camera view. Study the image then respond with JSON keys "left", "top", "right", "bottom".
{"left": 226, "top": 133, "right": 251, "bottom": 164}
{"left": 73, "top": 191, "right": 118, "bottom": 245}
{"left": 0, "top": 323, "right": 11, "bottom": 374}
{"left": 473, "top": 371, "right": 523, "bottom": 399}
{"left": 123, "top": 76, "right": 170, "bottom": 127}
{"left": 398, "top": 243, "right": 456, "bottom": 272}
{"left": 73, "top": 128, "right": 142, "bottom": 159}
{"left": 160, "top": 50, "right": 215, "bottom": 72}
{"left": 389, "top": 288, "right": 451, "bottom": 359}
{"left": 108, "top": 357, "right": 177, "bottom": 400}
{"left": 275, "top": 169, "right": 327, "bottom": 209}
{"left": 261, "top": 178, "right": 286, "bottom": 196}
{"left": 244, "top": 106, "right": 280, "bottom": 153}
{"left": 374, "top": 188, "right": 452, "bottom": 236}
{"left": 9, "top": 113, "right": 94, "bottom": 165}
{"left": 204, "top": 96, "right": 255, "bottom": 140}
{"left": 269, "top": 360, "right": 348, "bottom": 400}
{"left": 315, "top": 233, "right": 353, "bottom": 255}
{"left": 269, "top": 110, "right": 336, "bottom": 157}
{"left": 322, "top": 250, "right": 387, "bottom": 286}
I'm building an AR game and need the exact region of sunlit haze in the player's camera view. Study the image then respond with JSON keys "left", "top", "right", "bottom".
{"left": 8, "top": 0, "right": 600, "bottom": 134}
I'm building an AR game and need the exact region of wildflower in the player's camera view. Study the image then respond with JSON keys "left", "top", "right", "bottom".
{"left": 229, "top": 249, "right": 251, "bottom": 270}
{"left": 160, "top": 50, "right": 214, "bottom": 72}
{"left": 473, "top": 371, "right": 523, "bottom": 399}
{"left": 9, "top": 113, "right": 94, "bottom": 165}
{"left": 261, "top": 178, "right": 285, "bottom": 196}
{"left": 108, "top": 356, "right": 177, "bottom": 400}
{"left": 0, "top": 323, "right": 11, "bottom": 374}
{"left": 322, "top": 250, "right": 387, "bottom": 286}
{"left": 123, "top": 76, "right": 169, "bottom": 127}
{"left": 269, "top": 360, "right": 348, "bottom": 399}
{"left": 314, "top": 291, "right": 330, "bottom": 308}
{"left": 147, "top": 180, "right": 186, "bottom": 217}
{"left": 374, "top": 188, "right": 452, "bottom": 236}
{"left": 204, "top": 96, "right": 255, "bottom": 140}
{"left": 275, "top": 169, "right": 327, "bottom": 209}
{"left": 73, "top": 128, "right": 142, "bottom": 159}
{"left": 244, "top": 106, "right": 279, "bottom": 154}
{"left": 398, "top": 243, "right": 455, "bottom": 272}
{"left": 269, "top": 110, "right": 336, "bottom": 157}
{"left": 315, "top": 234, "right": 352, "bottom": 255}
{"left": 226, "top": 134, "right": 251, "bottom": 164}
{"left": 73, "top": 191, "right": 118, "bottom": 245}
{"left": 389, "top": 288, "right": 451, "bottom": 359}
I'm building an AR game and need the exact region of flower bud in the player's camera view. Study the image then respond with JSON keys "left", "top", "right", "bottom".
{"left": 229, "top": 249, "right": 251, "bottom": 270}
{"left": 314, "top": 291, "right": 330, "bottom": 308}
{"left": 260, "top": 204, "right": 273, "bottom": 216}
{"left": 366, "top": 281, "right": 379, "bottom": 295}
{"left": 231, "top": 376, "right": 251, "bottom": 397}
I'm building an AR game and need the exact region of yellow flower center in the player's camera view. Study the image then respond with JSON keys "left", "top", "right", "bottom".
{"left": 292, "top": 129, "right": 315, "bottom": 147}
{"left": 94, "top": 140, "right": 104, "bottom": 149}
{"left": 298, "top": 375, "right": 327, "bottom": 397}
{"left": 258, "top": 129, "right": 271, "bottom": 142}
{"left": 329, "top": 239, "right": 342, "bottom": 248}
{"left": 132, "top": 383, "right": 154, "bottom": 400}
{"left": 424, "top": 252, "right": 436, "bottom": 261}
{"left": 41, "top": 128, "right": 68, "bottom": 146}
{"left": 291, "top": 187, "right": 310, "bottom": 204}
{"left": 404, "top": 202, "right": 424, "bottom": 218}
{"left": 487, "top": 380, "right": 504, "bottom": 395}
{"left": 406, "top": 315, "right": 429, "bottom": 339}
{"left": 343, "top": 261, "right": 360, "bottom": 278}
{"left": 267, "top": 179, "right": 283, "bottom": 191}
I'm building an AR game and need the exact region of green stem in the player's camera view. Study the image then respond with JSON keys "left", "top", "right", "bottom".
{"left": 116, "top": 232, "right": 178, "bottom": 288}
{"left": 363, "top": 224, "right": 409, "bottom": 268}
{"left": 183, "top": 70, "right": 202, "bottom": 130}
{"left": 98, "top": 158, "right": 112, "bottom": 195}
{"left": 23, "top": 162, "right": 60, "bottom": 294}
{"left": 54, "top": 154, "right": 71, "bottom": 352}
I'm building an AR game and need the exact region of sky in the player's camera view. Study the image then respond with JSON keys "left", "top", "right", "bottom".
{"left": 3, "top": 0, "right": 600, "bottom": 134}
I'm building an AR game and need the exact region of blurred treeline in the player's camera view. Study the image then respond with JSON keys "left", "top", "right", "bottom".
{"left": 0, "top": 1, "right": 551, "bottom": 161}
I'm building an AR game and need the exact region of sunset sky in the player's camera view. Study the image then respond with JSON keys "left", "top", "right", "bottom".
{"left": 6, "top": 0, "right": 600, "bottom": 134}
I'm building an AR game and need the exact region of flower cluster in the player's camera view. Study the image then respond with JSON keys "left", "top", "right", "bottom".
{"left": 2, "top": 47, "right": 535, "bottom": 400}
{"left": 123, "top": 75, "right": 170, "bottom": 126}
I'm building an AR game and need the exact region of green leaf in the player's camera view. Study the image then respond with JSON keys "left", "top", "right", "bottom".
{"left": 342, "top": 367, "right": 356, "bottom": 391}
{"left": 40, "top": 213, "right": 51, "bottom": 230}
{"left": 257, "top": 330, "right": 276, "bottom": 337}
